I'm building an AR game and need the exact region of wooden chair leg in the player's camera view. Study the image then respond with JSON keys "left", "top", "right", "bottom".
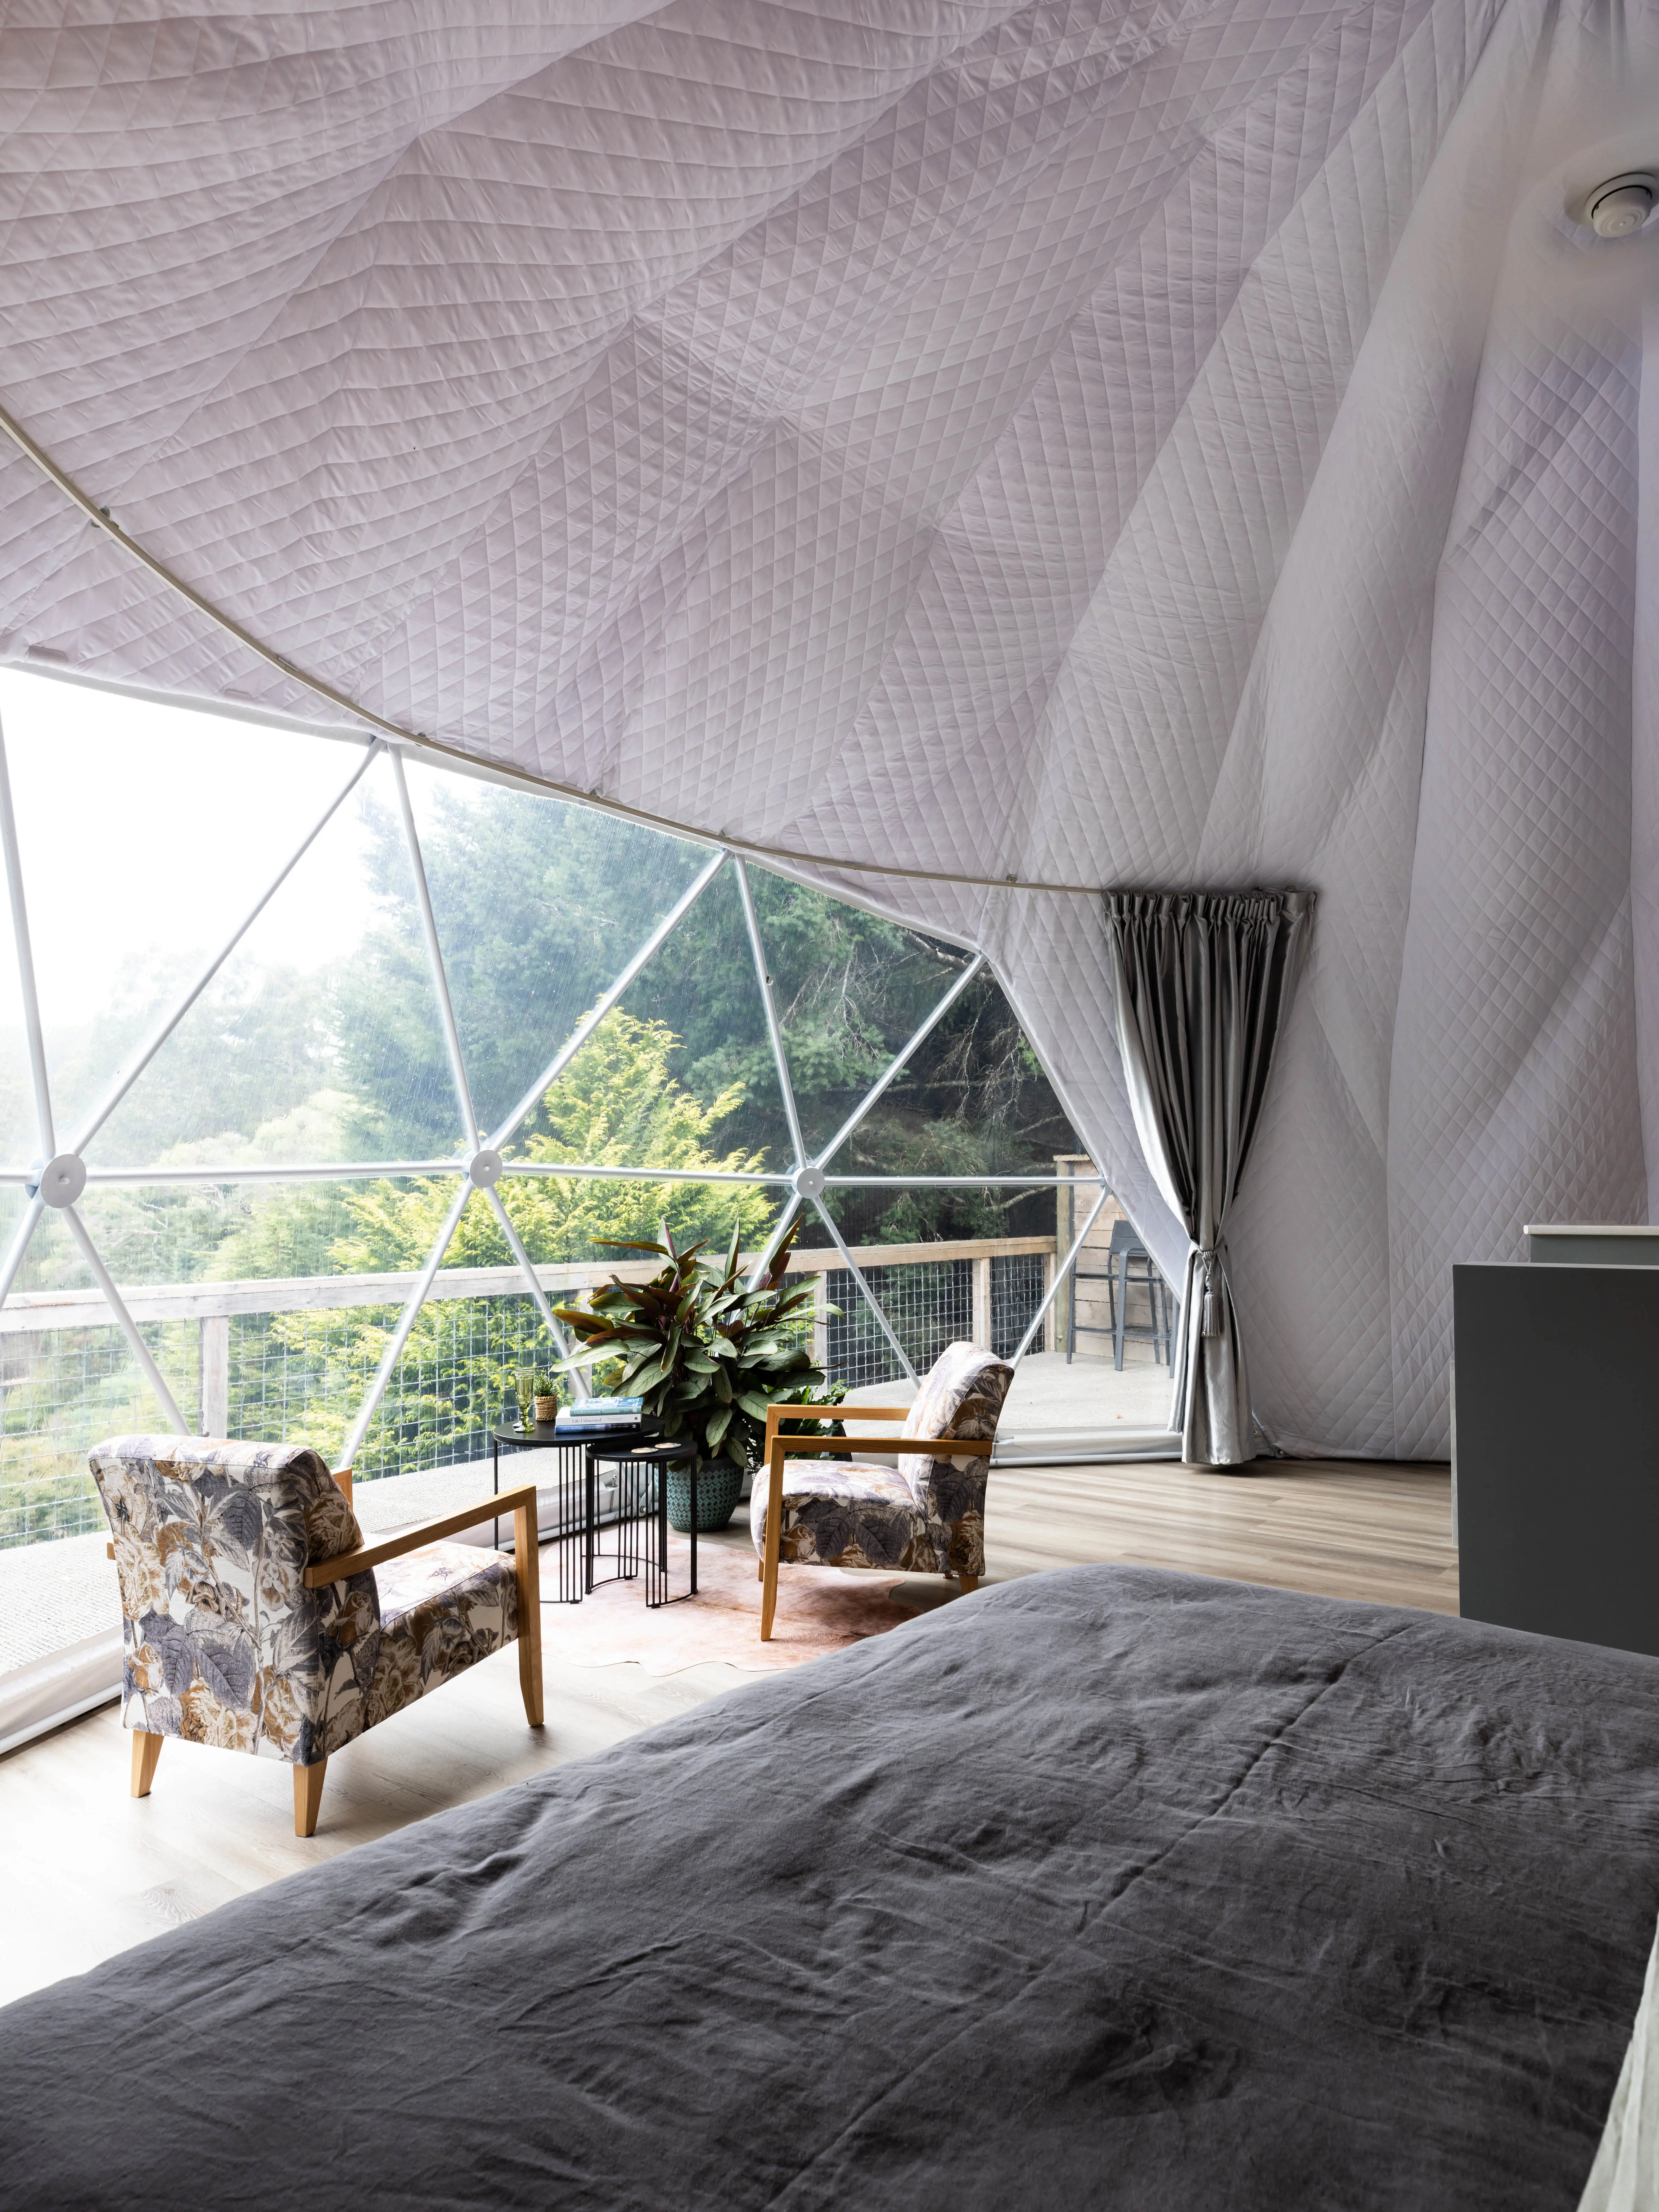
{"left": 129, "top": 1730, "right": 164, "bottom": 1798}
{"left": 958, "top": 1574, "right": 979, "bottom": 1596}
{"left": 760, "top": 1442, "right": 784, "bottom": 1641}
{"left": 293, "top": 1759, "right": 327, "bottom": 1838}
{"left": 513, "top": 1495, "right": 544, "bottom": 1728}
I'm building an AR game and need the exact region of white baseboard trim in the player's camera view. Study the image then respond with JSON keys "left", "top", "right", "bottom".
{"left": 0, "top": 1629, "right": 123, "bottom": 1758}
{"left": 992, "top": 1428, "right": 1182, "bottom": 1467}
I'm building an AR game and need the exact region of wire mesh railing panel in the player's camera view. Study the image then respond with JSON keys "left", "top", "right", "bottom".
{"left": 0, "top": 1323, "right": 200, "bottom": 1546}
{"left": 364, "top": 1293, "right": 562, "bottom": 1480}
{"left": 0, "top": 1295, "right": 576, "bottom": 1549}
{"left": 0, "top": 1245, "right": 1057, "bottom": 1548}
{"left": 230, "top": 1293, "right": 575, "bottom": 1483}
{"left": 775, "top": 1274, "right": 816, "bottom": 1355}
{"left": 991, "top": 1252, "right": 1046, "bottom": 1359}
{"left": 824, "top": 1260, "right": 972, "bottom": 1389}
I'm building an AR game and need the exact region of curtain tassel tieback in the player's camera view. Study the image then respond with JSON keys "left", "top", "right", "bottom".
{"left": 1197, "top": 1247, "right": 1225, "bottom": 1338}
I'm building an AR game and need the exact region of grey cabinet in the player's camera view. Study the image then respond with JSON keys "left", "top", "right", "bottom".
{"left": 1453, "top": 1262, "right": 1659, "bottom": 1658}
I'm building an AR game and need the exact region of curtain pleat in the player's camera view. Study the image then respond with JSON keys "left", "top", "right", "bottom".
{"left": 1103, "top": 889, "right": 1314, "bottom": 1466}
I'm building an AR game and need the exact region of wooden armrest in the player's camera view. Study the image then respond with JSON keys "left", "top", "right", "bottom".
{"left": 773, "top": 1434, "right": 993, "bottom": 1457}
{"left": 767, "top": 1403, "right": 914, "bottom": 1421}
{"left": 763, "top": 1401, "right": 913, "bottom": 1451}
{"left": 303, "top": 1483, "right": 538, "bottom": 1587}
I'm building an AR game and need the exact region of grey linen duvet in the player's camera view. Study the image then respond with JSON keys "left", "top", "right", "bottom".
{"left": 2, "top": 1564, "right": 1657, "bottom": 2211}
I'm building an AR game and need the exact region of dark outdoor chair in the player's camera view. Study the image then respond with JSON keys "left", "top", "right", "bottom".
{"left": 1109, "top": 1219, "right": 1173, "bottom": 1370}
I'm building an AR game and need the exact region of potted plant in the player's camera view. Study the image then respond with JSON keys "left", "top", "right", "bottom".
{"left": 552, "top": 1218, "right": 846, "bottom": 1530}
{"left": 514, "top": 1370, "right": 560, "bottom": 1431}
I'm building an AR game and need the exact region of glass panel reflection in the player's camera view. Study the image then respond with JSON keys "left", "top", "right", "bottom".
{"left": 400, "top": 761, "right": 709, "bottom": 1145}
{"left": 80, "top": 748, "right": 459, "bottom": 1169}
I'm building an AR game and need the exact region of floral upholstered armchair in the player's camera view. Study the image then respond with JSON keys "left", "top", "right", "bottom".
{"left": 91, "top": 1436, "right": 543, "bottom": 1837}
{"left": 751, "top": 1341, "right": 1013, "bottom": 1640}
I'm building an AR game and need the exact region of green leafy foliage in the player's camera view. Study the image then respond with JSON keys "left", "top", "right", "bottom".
{"left": 2, "top": 779, "right": 1074, "bottom": 1544}
{"left": 553, "top": 1219, "right": 846, "bottom": 1472}
{"left": 329, "top": 1011, "right": 774, "bottom": 1274}
{"left": 331, "top": 786, "right": 1073, "bottom": 1240}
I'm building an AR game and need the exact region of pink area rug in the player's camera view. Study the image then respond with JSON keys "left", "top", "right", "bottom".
{"left": 536, "top": 1533, "right": 908, "bottom": 1674}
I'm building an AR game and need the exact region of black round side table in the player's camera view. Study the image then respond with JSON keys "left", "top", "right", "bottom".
{"left": 584, "top": 1436, "right": 699, "bottom": 1607}
{"left": 490, "top": 1423, "right": 592, "bottom": 1602}
{"left": 488, "top": 1422, "right": 698, "bottom": 1606}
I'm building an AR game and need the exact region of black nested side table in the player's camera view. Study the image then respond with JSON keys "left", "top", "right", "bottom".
{"left": 490, "top": 1423, "right": 604, "bottom": 1604}
{"left": 584, "top": 1437, "right": 700, "bottom": 1608}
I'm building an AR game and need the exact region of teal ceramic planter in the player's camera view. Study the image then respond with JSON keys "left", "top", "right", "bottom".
{"left": 666, "top": 1459, "right": 743, "bottom": 1533}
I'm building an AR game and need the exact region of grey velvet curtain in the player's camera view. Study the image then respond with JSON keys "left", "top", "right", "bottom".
{"left": 1103, "top": 889, "right": 1314, "bottom": 1467}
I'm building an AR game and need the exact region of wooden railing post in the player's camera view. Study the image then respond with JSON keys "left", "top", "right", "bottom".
{"left": 10, "top": 1237, "right": 1063, "bottom": 1476}
{"left": 199, "top": 1314, "right": 229, "bottom": 1437}
{"left": 0, "top": 1238, "right": 1056, "bottom": 1337}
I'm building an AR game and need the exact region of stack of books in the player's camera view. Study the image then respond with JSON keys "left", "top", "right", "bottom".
{"left": 552, "top": 1395, "right": 645, "bottom": 1439}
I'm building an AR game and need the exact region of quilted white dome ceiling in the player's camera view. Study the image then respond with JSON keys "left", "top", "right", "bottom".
{"left": 2, "top": 0, "right": 1655, "bottom": 1455}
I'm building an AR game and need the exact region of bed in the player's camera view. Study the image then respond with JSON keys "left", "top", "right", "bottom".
{"left": 2, "top": 1564, "right": 1656, "bottom": 2210}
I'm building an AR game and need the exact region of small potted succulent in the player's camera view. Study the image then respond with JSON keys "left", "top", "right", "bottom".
{"left": 553, "top": 1218, "right": 846, "bottom": 1530}
{"left": 515, "top": 1370, "right": 560, "bottom": 1431}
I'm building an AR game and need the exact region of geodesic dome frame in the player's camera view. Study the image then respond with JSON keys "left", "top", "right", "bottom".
{"left": 0, "top": 707, "right": 1107, "bottom": 1476}
{"left": 3, "top": 0, "right": 1657, "bottom": 1457}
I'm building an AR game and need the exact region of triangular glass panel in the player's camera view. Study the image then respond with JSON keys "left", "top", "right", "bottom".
{"left": 817, "top": 1245, "right": 971, "bottom": 1389}
{"left": 747, "top": 870, "right": 977, "bottom": 1167}
{"left": 13, "top": 1172, "right": 554, "bottom": 1487}
{"left": 0, "top": 674, "right": 403, "bottom": 1165}
{"left": 12, "top": 1195, "right": 99, "bottom": 1298}
{"left": 814, "top": 965, "right": 1077, "bottom": 1248}
{"left": 345, "top": 1183, "right": 565, "bottom": 1479}
{"left": 491, "top": 1171, "right": 782, "bottom": 1277}
{"left": 70, "top": 1171, "right": 444, "bottom": 1290}
{"left": 0, "top": 1201, "right": 191, "bottom": 1546}
{"left": 55, "top": 737, "right": 463, "bottom": 1171}
{"left": 205, "top": 1176, "right": 507, "bottom": 1479}
{"left": 154, "top": 1178, "right": 565, "bottom": 1481}
{"left": 399, "top": 759, "right": 712, "bottom": 1148}
{"left": 496, "top": 859, "right": 788, "bottom": 1265}
{"left": 0, "top": 1182, "right": 27, "bottom": 1276}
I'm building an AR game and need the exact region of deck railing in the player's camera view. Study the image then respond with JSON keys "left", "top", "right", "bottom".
{"left": 0, "top": 1236, "right": 1055, "bottom": 1547}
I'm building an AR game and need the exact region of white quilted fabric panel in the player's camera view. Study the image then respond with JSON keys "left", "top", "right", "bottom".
{"left": 2, "top": 0, "right": 1654, "bottom": 1454}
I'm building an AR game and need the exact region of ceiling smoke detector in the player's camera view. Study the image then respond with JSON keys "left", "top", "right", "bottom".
{"left": 1584, "top": 171, "right": 1657, "bottom": 238}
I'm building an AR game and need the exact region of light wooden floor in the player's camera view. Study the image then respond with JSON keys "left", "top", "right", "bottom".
{"left": 992, "top": 1456, "right": 1457, "bottom": 1615}
{"left": 0, "top": 1455, "right": 1452, "bottom": 2008}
